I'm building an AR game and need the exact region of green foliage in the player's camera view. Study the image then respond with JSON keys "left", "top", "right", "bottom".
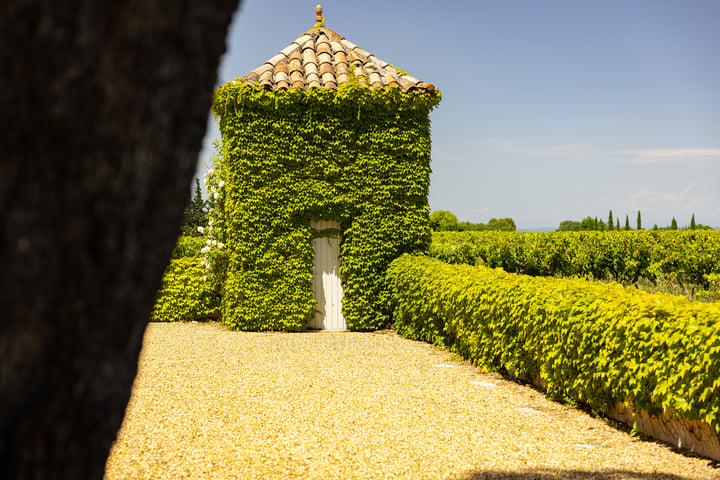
{"left": 582, "top": 216, "right": 598, "bottom": 231}
{"left": 636, "top": 210, "right": 642, "bottom": 230}
{"left": 671, "top": 217, "right": 678, "bottom": 230}
{"left": 696, "top": 274, "right": 720, "bottom": 302}
{"left": 558, "top": 220, "right": 581, "bottom": 232}
{"left": 386, "top": 254, "right": 720, "bottom": 433}
{"left": 427, "top": 230, "right": 720, "bottom": 289}
{"left": 566, "top": 216, "right": 606, "bottom": 231}
{"left": 486, "top": 218, "right": 516, "bottom": 232}
{"left": 181, "top": 178, "right": 208, "bottom": 236}
{"left": 608, "top": 211, "right": 614, "bottom": 231}
{"left": 691, "top": 214, "right": 697, "bottom": 230}
{"left": 170, "top": 235, "right": 206, "bottom": 259}
{"left": 151, "top": 239, "right": 221, "bottom": 322}
{"left": 211, "top": 82, "right": 440, "bottom": 331}
{"left": 434, "top": 213, "right": 516, "bottom": 232}
{"left": 429, "top": 210, "right": 458, "bottom": 231}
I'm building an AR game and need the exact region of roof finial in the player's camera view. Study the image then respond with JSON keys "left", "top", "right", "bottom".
{"left": 316, "top": 5, "right": 323, "bottom": 24}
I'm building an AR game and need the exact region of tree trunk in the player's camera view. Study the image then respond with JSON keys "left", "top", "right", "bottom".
{"left": 0, "top": 1, "right": 241, "bottom": 478}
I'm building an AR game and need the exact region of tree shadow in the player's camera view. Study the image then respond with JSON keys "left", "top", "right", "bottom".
{"left": 455, "top": 467, "right": 718, "bottom": 479}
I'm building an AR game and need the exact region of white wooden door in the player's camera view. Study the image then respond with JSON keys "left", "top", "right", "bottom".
{"left": 309, "top": 220, "right": 345, "bottom": 330}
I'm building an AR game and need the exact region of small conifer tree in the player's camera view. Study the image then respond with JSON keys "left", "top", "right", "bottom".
{"left": 616, "top": 219, "right": 620, "bottom": 230}
{"left": 181, "top": 178, "right": 207, "bottom": 236}
{"left": 624, "top": 214, "right": 630, "bottom": 231}
{"left": 608, "top": 210, "right": 613, "bottom": 231}
{"left": 690, "top": 213, "right": 696, "bottom": 230}
{"left": 671, "top": 217, "right": 678, "bottom": 230}
{"left": 636, "top": 210, "right": 642, "bottom": 230}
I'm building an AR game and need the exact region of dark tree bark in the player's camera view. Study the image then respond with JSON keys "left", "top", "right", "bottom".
{"left": 0, "top": 1, "right": 241, "bottom": 478}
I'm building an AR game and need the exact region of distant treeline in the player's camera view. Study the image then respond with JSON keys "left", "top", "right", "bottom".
{"left": 558, "top": 210, "right": 711, "bottom": 232}
{"left": 429, "top": 210, "right": 516, "bottom": 232}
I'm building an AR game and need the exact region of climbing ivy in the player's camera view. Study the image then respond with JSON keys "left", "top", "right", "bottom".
{"left": 211, "top": 81, "right": 440, "bottom": 331}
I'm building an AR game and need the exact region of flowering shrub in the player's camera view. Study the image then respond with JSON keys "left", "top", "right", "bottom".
{"left": 196, "top": 144, "right": 228, "bottom": 298}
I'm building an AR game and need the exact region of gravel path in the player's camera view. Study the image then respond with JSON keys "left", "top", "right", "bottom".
{"left": 105, "top": 322, "right": 720, "bottom": 479}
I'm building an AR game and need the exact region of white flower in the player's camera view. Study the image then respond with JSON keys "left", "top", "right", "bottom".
{"left": 218, "top": 180, "right": 225, "bottom": 188}
{"left": 212, "top": 240, "right": 218, "bottom": 246}
{"left": 213, "top": 192, "right": 219, "bottom": 200}
{"left": 218, "top": 242, "right": 225, "bottom": 249}
{"left": 197, "top": 226, "right": 204, "bottom": 234}
{"left": 200, "top": 246, "right": 210, "bottom": 254}
{"left": 206, "top": 239, "right": 212, "bottom": 246}
{"left": 202, "top": 276, "right": 207, "bottom": 282}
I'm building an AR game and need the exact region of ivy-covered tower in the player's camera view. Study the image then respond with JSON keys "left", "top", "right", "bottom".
{"left": 212, "top": 5, "right": 440, "bottom": 331}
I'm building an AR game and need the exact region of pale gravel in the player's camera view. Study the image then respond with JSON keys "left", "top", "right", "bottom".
{"left": 104, "top": 322, "right": 720, "bottom": 479}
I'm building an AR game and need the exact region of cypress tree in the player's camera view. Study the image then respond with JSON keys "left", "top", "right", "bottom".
{"left": 608, "top": 210, "right": 613, "bottom": 231}
{"left": 671, "top": 217, "right": 678, "bottom": 230}
{"left": 181, "top": 178, "right": 207, "bottom": 236}
{"left": 624, "top": 214, "right": 630, "bottom": 231}
{"left": 690, "top": 213, "right": 696, "bottom": 230}
{"left": 636, "top": 210, "right": 642, "bottom": 230}
{"left": 616, "top": 219, "right": 620, "bottom": 230}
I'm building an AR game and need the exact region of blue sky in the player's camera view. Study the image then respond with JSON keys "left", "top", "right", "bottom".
{"left": 198, "top": 0, "right": 720, "bottom": 230}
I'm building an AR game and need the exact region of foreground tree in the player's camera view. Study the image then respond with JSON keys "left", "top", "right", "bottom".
{"left": 0, "top": 1, "right": 240, "bottom": 478}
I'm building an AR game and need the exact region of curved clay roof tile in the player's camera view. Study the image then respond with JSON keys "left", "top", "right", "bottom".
{"left": 274, "top": 61, "right": 289, "bottom": 74}
{"left": 316, "top": 42, "right": 332, "bottom": 56}
{"left": 237, "top": 8, "right": 437, "bottom": 94}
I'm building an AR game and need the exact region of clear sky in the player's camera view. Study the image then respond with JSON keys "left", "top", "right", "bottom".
{"left": 198, "top": 0, "right": 720, "bottom": 231}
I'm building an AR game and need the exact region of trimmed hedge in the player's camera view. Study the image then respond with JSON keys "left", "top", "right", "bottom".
{"left": 429, "top": 230, "right": 720, "bottom": 288}
{"left": 386, "top": 254, "right": 720, "bottom": 432}
{"left": 151, "top": 237, "right": 220, "bottom": 322}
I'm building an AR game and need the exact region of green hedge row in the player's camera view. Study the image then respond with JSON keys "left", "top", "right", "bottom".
{"left": 428, "top": 230, "right": 720, "bottom": 287}
{"left": 151, "top": 236, "right": 220, "bottom": 322}
{"left": 386, "top": 254, "right": 720, "bottom": 432}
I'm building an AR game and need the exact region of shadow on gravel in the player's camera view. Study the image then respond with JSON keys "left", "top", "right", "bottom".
{"left": 456, "top": 468, "right": 715, "bottom": 479}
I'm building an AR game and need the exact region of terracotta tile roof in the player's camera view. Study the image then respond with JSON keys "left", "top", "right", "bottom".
{"left": 240, "top": 6, "right": 437, "bottom": 94}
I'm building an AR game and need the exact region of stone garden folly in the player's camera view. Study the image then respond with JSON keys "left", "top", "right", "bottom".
{"left": 212, "top": 6, "right": 440, "bottom": 331}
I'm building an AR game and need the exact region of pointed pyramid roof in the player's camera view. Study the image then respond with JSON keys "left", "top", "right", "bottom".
{"left": 240, "top": 5, "right": 438, "bottom": 94}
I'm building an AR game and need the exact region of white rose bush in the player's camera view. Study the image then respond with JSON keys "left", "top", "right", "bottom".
{"left": 198, "top": 143, "right": 229, "bottom": 301}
